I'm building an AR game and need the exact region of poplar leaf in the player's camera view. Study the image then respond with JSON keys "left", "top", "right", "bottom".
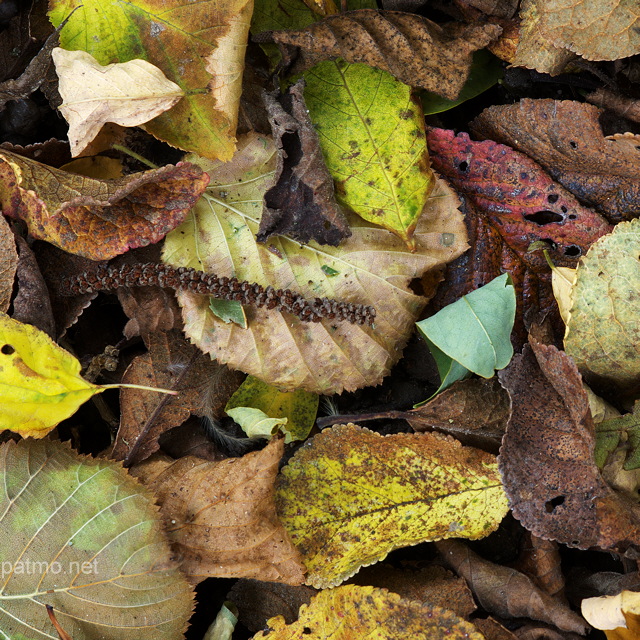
{"left": 276, "top": 424, "right": 508, "bottom": 588}
{"left": 0, "top": 314, "right": 173, "bottom": 438}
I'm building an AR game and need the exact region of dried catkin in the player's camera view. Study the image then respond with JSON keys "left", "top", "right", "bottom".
{"left": 60, "top": 263, "right": 376, "bottom": 326}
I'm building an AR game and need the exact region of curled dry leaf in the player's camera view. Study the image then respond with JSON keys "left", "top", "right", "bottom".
{"left": 276, "top": 424, "right": 508, "bottom": 588}
{"left": 259, "top": 80, "right": 350, "bottom": 246}
{"left": 53, "top": 48, "right": 184, "bottom": 157}
{"left": 499, "top": 339, "right": 640, "bottom": 551}
{"left": 252, "top": 585, "right": 486, "bottom": 640}
{"left": 426, "top": 128, "right": 612, "bottom": 342}
{"left": 471, "top": 100, "right": 640, "bottom": 224}
{"left": 436, "top": 540, "right": 588, "bottom": 635}
{"left": 516, "top": 533, "right": 566, "bottom": 602}
{"left": 131, "top": 438, "right": 306, "bottom": 585}
{"left": 0, "top": 213, "right": 17, "bottom": 313}
{"left": 256, "top": 10, "right": 501, "bottom": 100}
{"left": 0, "top": 149, "right": 209, "bottom": 259}
{"left": 163, "top": 132, "right": 467, "bottom": 394}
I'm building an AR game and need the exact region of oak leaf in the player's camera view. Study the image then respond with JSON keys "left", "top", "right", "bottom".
{"left": 251, "top": 585, "right": 486, "bottom": 640}
{"left": 0, "top": 439, "right": 193, "bottom": 640}
{"left": 52, "top": 48, "right": 183, "bottom": 157}
{"left": 276, "top": 424, "right": 508, "bottom": 588}
{"left": 256, "top": 10, "right": 501, "bottom": 100}
{"left": 0, "top": 148, "right": 209, "bottom": 259}
{"left": 131, "top": 438, "right": 306, "bottom": 585}
{"left": 162, "top": 132, "right": 467, "bottom": 394}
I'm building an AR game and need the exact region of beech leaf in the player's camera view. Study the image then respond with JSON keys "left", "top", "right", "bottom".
{"left": 0, "top": 314, "right": 174, "bottom": 439}
{"left": 131, "top": 438, "right": 306, "bottom": 585}
{"left": 162, "top": 132, "right": 467, "bottom": 394}
{"left": 0, "top": 148, "right": 209, "bottom": 260}
{"left": 0, "top": 439, "right": 193, "bottom": 640}
{"left": 252, "top": 585, "right": 485, "bottom": 640}
{"left": 275, "top": 423, "right": 508, "bottom": 588}
{"left": 52, "top": 47, "right": 183, "bottom": 157}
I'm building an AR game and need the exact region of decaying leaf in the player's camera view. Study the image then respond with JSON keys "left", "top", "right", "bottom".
{"left": 162, "top": 132, "right": 467, "bottom": 394}
{"left": 426, "top": 128, "right": 612, "bottom": 342}
{"left": 0, "top": 148, "right": 209, "bottom": 259}
{"left": 0, "top": 439, "right": 193, "bottom": 640}
{"left": 516, "top": 533, "right": 566, "bottom": 602}
{"left": 52, "top": 47, "right": 183, "bottom": 157}
{"left": 499, "top": 339, "right": 640, "bottom": 551}
{"left": 49, "top": 0, "right": 252, "bottom": 161}
{"left": 304, "top": 59, "right": 434, "bottom": 247}
{"left": 0, "top": 213, "right": 17, "bottom": 313}
{"left": 471, "top": 100, "right": 640, "bottom": 224}
{"left": 276, "top": 424, "right": 508, "bottom": 588}
{"left": 252, "top": 585, "right": 486, "bottom": 640}
{"left": 565, "top": 218, "right": 640, "bottom": 396}
{"left": 257, "top": 10, "right": 500, "bottom": 99}
{"left": 131, "top": 438, "right": 306, "bottom": 585}
{"left": 436, "top": 540, "right": 588, "bottom": 635}
{"left": 258, "top": 80, "right": 350, "bottom": 246}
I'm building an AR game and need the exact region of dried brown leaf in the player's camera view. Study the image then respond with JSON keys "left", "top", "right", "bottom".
{"left": 259, "top": 80, "right": 350, "bottom": 246}
{"left": 516, "top": 533, "right": 566, "bottom": 602}
{"left": 436, "top": 539, "right": 588, "bottom": 635}
{"left": 587, "top": 88, "right": 640, "bottom": 124}
{"left": 131, "top": 438, "right": 306, "bottom": 585}
{"left": 458, "top": 0, "right": 518, "bottom": 18}
{"left": 256, "top": 10, "right": 501, "bottom": 99}
{"left": 471, "top": 100, "right": 640, "bottom": 224}
{"left": 0, "top": 214, "right": 17, "bottom": 313}
{"left": 473, "top": 618, "right": 518, "bottom": 640}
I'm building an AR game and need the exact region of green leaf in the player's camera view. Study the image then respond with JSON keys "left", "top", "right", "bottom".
{"left": 595, "top": 400, "right": 640, "bottom": 470}
{"left": 226, "top": 375, "right": 318, "bottom": 442}
{"left": 416, "top": 274, "right": 516, "bottom": 399}
{"left": 0, "top": 439, "right": 193, "bottom": 640}
{"left": 303, "top": 60, "right": 434, "bottom": 248}
{"left": 209, "top": 298, "right": 248, "bottom": 328}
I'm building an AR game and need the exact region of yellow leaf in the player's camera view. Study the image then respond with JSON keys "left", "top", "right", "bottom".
{"left": 275, "top": 423, "right": 508, "bottom": 588}
{"left": 582, "top": 590, "right": 640, "bottom": 640}
{"left": 0, "top": 314, "right": 174, "bottom": 438}
{"left": 551, "top": 265, "right": 577, "bottom": 326}
{"left": 252, "top": 585, "right": 485, "bottom": 640}
{"left": 52, "top": 47, "right": 184, "bottom": 157}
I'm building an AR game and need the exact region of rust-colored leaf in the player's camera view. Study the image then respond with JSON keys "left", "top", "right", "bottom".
{"left": 436, "top": 539, "right": 588, "bottom": 634}
{"left": 499, "top": 339, "right": 640, "bottom": 551}
{"left": 516, "top": 533, "right": 566, "bottom": 602}
{"left": 0, "top": 149, "right": 209, "bottom": 260}
{"left": 258, "top": 80, "right": 350, "bottom": 246}
{"left": 256, "top": 10, "right": 501, "bottom": 99}
{"left": 426, "top": 128, "right": 612, "bottom": 343}
{"left": 471, "top": 99, "right": 640, "bottom": 224}
{"left": 131, "top": 438, "right": 306, "bottom": 585}
{"left": 0, "top": 212, "right": 17, "bottom": 313}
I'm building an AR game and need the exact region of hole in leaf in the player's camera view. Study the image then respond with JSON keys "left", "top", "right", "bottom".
{"left": 570, "top": 141, "right": 577, "bottom": 149}
{"left": 560, "top": 205, "right": 568, "bottom": 213}
{"left": 1, "top": 344, "right": 14, "bottom": 355}
{"left": 545, "top": 495, "right": 565, "bottom": 513}
{"left": 564, "top": 245, "right": 581, "bottom": 257}
{"left": 547, "top": 194, "right": 559, "bottom": 204}
{"left": 458, "top": 161, "right": 469, "bottom": 172}
{"left": 302, "top": 627, "right": 313, "bottom": 635}
{"left": 524, "top": 211, "right": 564, "bottom": 225}
{"left": 569, "top": 214, "right": 577, "bottom": 219}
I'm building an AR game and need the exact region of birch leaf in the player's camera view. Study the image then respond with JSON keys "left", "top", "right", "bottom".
{"left": 53, "top": 47, "right": 183, "bottom": 157}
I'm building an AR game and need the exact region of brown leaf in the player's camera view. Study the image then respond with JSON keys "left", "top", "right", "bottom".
{"left": 0, "top": 11, "right": 39, "bottom": 84}
{"left": 587, "top": 88, "right": 640, "bottom": 125}
{"left": 426, "top": 127, "right": 612, "bottom": 343}
{"left": 256, "top": 10, "right": 501, "bottom": 100}
{"left": 499, "top": 340, "right": 640, "bottom": 551}
{"left": 0, "top": 214, "right": 17, "bottom": 313}
{"left": 117, "top": 285, "right": 181, "bottom": 340}
{"left": 436, "top": 539, "right": 589, "bottom": 635}
{"left": 258, "top": 80, "right": 350, "bottom": 246}
{"left": 471, "top": 100, "right": 640, "bottom": 224}
{"left": 458, "top": 0, "right": 518, "bottom": 18}
{"left": 472, "top": 618, "right": 518, "bottom": 640}
{"left": 113, "top": 330, "right": 242, "bottom": 466}
{"left": 515, "top": 624, "right": 585, "bottom": 640}
{"left": 0, "top": 149, "right": 209, "bottom": 260}
{"left": 131, "top": 438, "right": 306, "bottom": 585}
{"left": 516, "top": 533, "right": 566, "bottom": 602}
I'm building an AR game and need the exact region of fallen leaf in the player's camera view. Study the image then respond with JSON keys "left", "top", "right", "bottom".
{"left": 499, "top": 339, "right": 640, "bottom": 551}
{"left": 516, "top": 533, "right": 566, "bottom": 602}
{"left": 0, "top": 10, "right": 38, "bottom": 84}
{"left": 131, "top": 438, "right": 306, "bottom": 584}
{"left": 471, "top": 99, "right": 640, "bottom": 224}
{"left": 225, "top": 375, "right": 318, "bottom": 443}
{"left": 0, "top": 438, "right": 193, "bottom": 640}
{"left": 257, "top": 10, "right": 500, "bottom": 99}
{"left": 0, "top": 213, "right": 17, "bottom": 312}
{"left": 258, "top": 80, "right": 350, "bottom": 246}
{"left": 276, "top": 423, "right": 508, "bottom": 588}
{"left": 587, "top": 89, "right": 640, "bottom": 125}
{"left": 162, "top": 132, "right": 467, "bottom": 394}
{"left": 0, "top": 148, "right": 209, "bottom": 259}
{"left": 436, "top": 539, "right": 588, "bottom": 634}
{"left": 582, "top": 590, "right": 640, "bottom": 639}
{"left": 426, "top": 128, "right": 612, "bottom": 342}
{"left": 461, "top": 0, "right": 518, "bottom": 18}
{"left": 303, "top": 59, "right": 434, "bottom": 247}
{"left": 251, "top": 585, "right": 486, "bottom": 640}
{"left": 564, "top": 218, "right": 640, "bottom": 396}
{"left": 53, "top": 48, "right": 183, "bottom": 157}
{"left": 595, "top": 401, "right": 640, "bottom": 471}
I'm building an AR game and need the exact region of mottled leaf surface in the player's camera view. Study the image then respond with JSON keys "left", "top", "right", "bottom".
{"left": 276, "top": 424, "right": 508, "bottom": 588}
